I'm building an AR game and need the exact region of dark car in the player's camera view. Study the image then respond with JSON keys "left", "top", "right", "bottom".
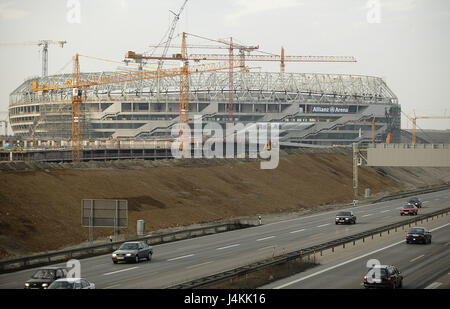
{"left": 407, "top": 197, "right": 422, "bottom": 208}
{"left": 335, "top": 211, "right": 356, "bottom": 224}
{"left": 406, "top": 227, "right": 432, "bottom": 244}
{"left": 24, "top": 267, "right": 68, "bottom": 289}
{"left": 112, "top": 241, "right": 153, "bottom": 264}
{"left": 363, "top": 265, "right": 403, "bottom": 289}
{"left": 47, "top": 278, "right": 95, "bottom": 289}
{"left": 400, "top": 204, "right": 418, "bottom": 216}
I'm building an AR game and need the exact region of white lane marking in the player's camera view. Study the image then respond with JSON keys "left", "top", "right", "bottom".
{"left": 317, "top": 223, "right": 330, "bottom": 228}
{"left": 362, "top": 214, "right": 373, "bottom": 217}
{"left": 274, "top": 240, "right": 404, "bottom": 289}
{"left": 216, "top": 244, "right": 240, "bottom": 250}
{"left": 290, "top": 229, "right": 306, "bottom": 234}
{"left": 103, "top": 284, "right": 121, "bottom": 289}
{"left": 256, "top": 236, "right": 276, "bottom": 242}
{"left": 260, "top": 189, "right": 450, "bottom": 228}
{"left": 186, "top": 261, "right": 213, "bottom": 269}
{"left": 274, "top": 222, "right": 450, "bottom": 289}
{"left": 380, "top": 210, "right": 391, "bottom": 213}
{"left": 167, "top": 254, "right": 194, "bottom": 262}
{"left": 425, "top": 282, "right": 443, "bottom": 289}
{"left": 430, "top": 222, "right": 450, "bottom": 232}
{"left": 103, "top": 267, "right": 139, "bottom": 276}
{"left": 409, "top": 254, "right": 425, "bottom": 263}
{"left": 258, "top": 246, "right": 275, "bottom": 251}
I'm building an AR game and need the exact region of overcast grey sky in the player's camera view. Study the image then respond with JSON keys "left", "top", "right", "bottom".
{"left": 0, "top": 0, "right": 449, "bottom": 131}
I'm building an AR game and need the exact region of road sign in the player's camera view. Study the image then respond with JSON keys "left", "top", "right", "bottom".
{"left": 81, "top": 199, "right": 128, "bottom": 227}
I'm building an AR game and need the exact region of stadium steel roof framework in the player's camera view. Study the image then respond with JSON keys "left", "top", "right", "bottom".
{"left": 11, "top": 71, "right": 397, "bottom": 104}
{"left": 9, "top": 71, "right": 399, "bottom": 142}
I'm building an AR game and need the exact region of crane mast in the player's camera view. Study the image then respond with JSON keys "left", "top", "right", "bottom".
{"left": 0, "top": 40, "right": 66, "bottom": 77}
{"left": 72, "top": 54, "right": 82, "bottom": 162}
{"left": 158, "top": 0, "right": 188, "bottom": 70}
{"left": 31, "top": 51, "right": 245, "bottom": 162}
{"left": 411, "top": 114, "right": 450, "bottom": 145}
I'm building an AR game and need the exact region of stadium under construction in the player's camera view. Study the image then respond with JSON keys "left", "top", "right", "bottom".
{"left": 7, "top": 70, "right": 400, "bottom": 144}
{"left": 3, "top": 24, "right": 402, "bottom": 163}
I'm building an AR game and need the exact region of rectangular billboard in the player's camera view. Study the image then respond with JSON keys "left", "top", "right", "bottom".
{"left": 81, "top": 199, "right": 128, "bottom": 228}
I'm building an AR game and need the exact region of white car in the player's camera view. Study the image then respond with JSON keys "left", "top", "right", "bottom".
{"left": 47, "top": 278, "right": 95, "bottom": 289}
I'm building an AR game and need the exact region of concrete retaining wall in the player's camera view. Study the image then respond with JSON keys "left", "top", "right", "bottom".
{"left": 367, "top": 143, "right": 450, "bottom": 167}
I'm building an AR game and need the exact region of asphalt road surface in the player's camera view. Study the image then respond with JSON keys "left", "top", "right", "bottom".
{"left": 1, "top": 189, "right": 449, "bottom": 289}
{"left": 264, "top": 221, "right": 450, "bottom": 289}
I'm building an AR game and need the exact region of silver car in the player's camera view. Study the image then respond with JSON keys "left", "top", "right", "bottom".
{"left": 47, "top": 278, "right": 95, "bottom": 289}
{"left": 112, "top": 241, "right": 153, "bottom": 264}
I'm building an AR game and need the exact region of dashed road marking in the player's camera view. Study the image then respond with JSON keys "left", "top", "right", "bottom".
{"left": 167, "top": 254, "right": 194, "bottom": 262}
{"left": 425, "top": 282, "right": 442, "bottom": 289}
{"left": 317, "top": 224, "right": 330, "bottom": 228}
{"left": 186, "top": 261, "right": 213, "bottom": 269}
{"left": 258, "top": 246, "right": 275, "bottom": 251}
{"left": 409, "top": 254, "right": 425, "bottom": 263}
{"left": 216, "top": 244, "right": 240, "bottom": 250}
{"left": 103, "top": 266, "right": 139, "bottom": 276}
{"left": 103, "top": 284, "right": 121, "bottom": 289}
{"left": 290, "top": 229, "right": 306, "bottom": 234}
{"left": 256, "top": 236, "right": 276, "bottom": 242}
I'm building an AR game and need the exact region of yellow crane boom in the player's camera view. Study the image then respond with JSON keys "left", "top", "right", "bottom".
{"left": 31, "top": 52, "right": 245, "bottom": 161}
{"left": 412, "top": 114, "right": 450, "bottom": 144}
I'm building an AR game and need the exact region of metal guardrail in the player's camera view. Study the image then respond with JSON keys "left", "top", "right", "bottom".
{"left": 0, "top": 222, "right": 252, "bottom": 273}
{"left": 169, "top": 207, "right": 450, "bottom": 289}
{"left": 1, "top": 185, "right": 448, "bottom": 275}
{"left": 372, "top": 184, "right": 450, "bottom": 203}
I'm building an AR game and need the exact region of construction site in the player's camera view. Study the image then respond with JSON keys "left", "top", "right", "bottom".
{"left": 1, "top": 1, "right": 449, "bottom": 263}
{"left": 0, "top": 0, "right": 406, "bottom": 163}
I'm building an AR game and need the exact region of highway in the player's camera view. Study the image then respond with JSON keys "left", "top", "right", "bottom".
{"left": 263, "top": 222, "right": 450, "bottom": 289}
{"left": 0, "top": 189, "right": 449, "bottom": 289}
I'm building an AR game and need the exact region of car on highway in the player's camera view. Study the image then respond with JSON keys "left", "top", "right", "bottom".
{"left": 406, "top": 227, "right": 432, "bottom": 244}
{"left": 407, "top": 197, "right": 422, "bottom": 208}
{"left": 335, "top": 211, "right": 356, "bottom": 224}
{"left": 47, "top": 278, "right": 95, "bottom": 289}
{"left": 400, "top": 204, "right": 418, "bottom": 216}
{"left": 112, "top": 241, "right": 153, "bottom": 264}
{"left": 363, "top": 265, "right": 403, "bottom": 289}
{"left": 24, "top": 267, "right": 68, "bottom": 289}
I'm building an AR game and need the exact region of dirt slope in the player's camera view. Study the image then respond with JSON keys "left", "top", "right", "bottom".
{"left": 0, "top": 152, "right": 403, "bottom": 259}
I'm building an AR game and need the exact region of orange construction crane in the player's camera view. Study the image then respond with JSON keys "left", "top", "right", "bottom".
{"left": 411, "top": 113, "right": 450, "bottom": 144}
{"left": 125, "top": 33, "right": 355, "bottom": 129}
{"left": 186, "top": 47, "right": 356, "bottom": 122}
{"left": 126, "top": 32, "right": 259, "bottom": 128}
{"left": 32, "top": 50, "right": 245, "bottom": 161}
{"left": 126, "top": 43, "right": 355, "bottom": 127}
{"left": 187, "top": 50, "right": 356, "bottom": 67}
{"left": 348, "top": 116, "right": 376, "bottom": 144}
